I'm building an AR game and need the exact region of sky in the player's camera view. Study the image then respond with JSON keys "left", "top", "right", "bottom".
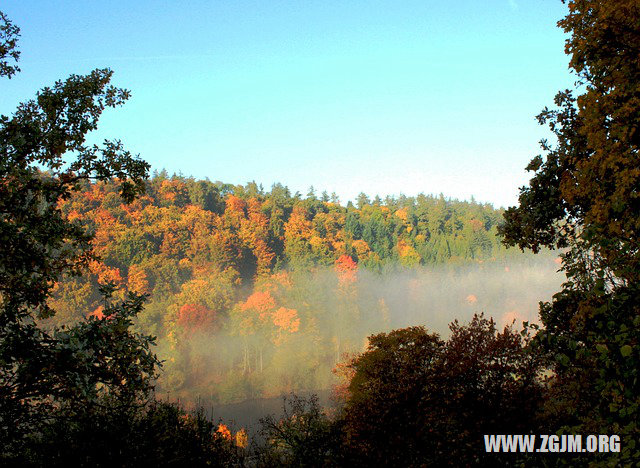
{"left": 1, "top": 1, "right": 574, "bottom": 208}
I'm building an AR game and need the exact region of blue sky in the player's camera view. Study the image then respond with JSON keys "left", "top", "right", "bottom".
{"left": 1, "top": 1, "right": 573, "bottom": 208}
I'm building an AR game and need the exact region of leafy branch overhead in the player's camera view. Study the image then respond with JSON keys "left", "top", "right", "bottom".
{"left": 1, "top": 68, "right": 149, "bottom": 201}
{"left": 0, "top": 10, "right": 163, "bottom": 464}
{"left": 0, "top": 11, "right": 20, "bottom": 78}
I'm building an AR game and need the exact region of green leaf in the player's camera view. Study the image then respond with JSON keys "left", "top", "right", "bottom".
{"left": 620, "top": 345, "right": 632, "bottom": 357}
{"left": 556, "top": 353, "right": 570, "bottom": 367}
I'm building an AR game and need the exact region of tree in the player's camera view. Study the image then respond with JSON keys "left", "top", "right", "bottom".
{"left": 340, "top": 327, "right": 443, "bottom": 465}
{"left": 356, "top": 192, "right": 370, "bottom": 210}
{"left": 258, "top": 394, "right": 338, "bottom": 466}
{"left": 498, "top": 0, "right": 640, "bottom": 463}
{"left": 33, "top": 399, "right": 240, "bottom": 466}
{"left": 339, "top": 315, "right": 544, "bottom": 466}
{"left": 0, "top": 11, "right": 159, "bottom": 462}
{"left": 187, "top": 179, "right": 224, "bottom": 214}
{"left": 0, "top": 11, "right": 19, "bottom": 78}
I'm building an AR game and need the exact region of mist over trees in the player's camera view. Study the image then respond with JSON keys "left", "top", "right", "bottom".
{"left": 44, "top": 173, "right": 562, "bottom": 406}
{"left": 2, "top": 0, "right": 639, "bottom": 465}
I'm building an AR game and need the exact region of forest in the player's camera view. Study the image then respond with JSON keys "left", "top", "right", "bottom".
{"left": 48, "top": 174, "right": 561, "bottom": 406}
{"left": 1, "top": 0, "right": 639, "bottom": 466}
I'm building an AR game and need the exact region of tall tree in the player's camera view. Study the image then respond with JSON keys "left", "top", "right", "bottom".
{"left": 0, "top": 11, "right": 158, "bottom": 462}
{"left": 499, "top": 1, "right": 639, "bottom": 463}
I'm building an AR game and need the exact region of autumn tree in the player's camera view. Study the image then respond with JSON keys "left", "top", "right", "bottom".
{"left": 331, "top": 255, "right": 360, "bottom": 364}
{"left": 284, "top": 204, "right": 316, "bottom": 269}
{"left": 241, "top": 197, "right": 276, "bottom": 277}
{"left": 498, "top": 1, "right": 640, "bottom": 462}
{"left": 340, "top": 327, "right": 443, "bottom": 465}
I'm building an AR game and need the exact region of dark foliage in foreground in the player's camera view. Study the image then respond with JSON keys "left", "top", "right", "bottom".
{"left": 500, "top": 0, "right": 640, "bottom": 463}
{"left": 22, "top": 400, "right": 239, "bottom": 467}
{"left": 256, "top": 315, "right": 545, "bottom": 467}
{"left": 257, "top": 394, "right": 340, "bottom": 467}
{"left": 339, "top": 315, "right": 545, "bottom": 467}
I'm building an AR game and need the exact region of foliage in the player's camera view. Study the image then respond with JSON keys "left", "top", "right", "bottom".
{"left": 56, "top": 173, "right": 513, "bottom": 290}
{"left": 499, "top": 0, "right": 640, "bottom": 463}
{"left": 0, "top": 5, "right": 596, "bottom": 465}
{"left": 0, "top": 11, "right": 20, "bottom": 79}
{"left": 26, "top": 399, "right": 240, "bottom": 467}
{"left": 45, "top": 160, "right": 547, "bottom": 404}
{"left": 252, "top": 316, "right": 546, "bottom": 466}
{"left": 0, "top": 10, "right": 218, "bottom": 465}
{"left": 258, "top": 394, "right": 338, "bottom": 467}
{"left": 338, "top": 315, "right": 545, "bottom": 466}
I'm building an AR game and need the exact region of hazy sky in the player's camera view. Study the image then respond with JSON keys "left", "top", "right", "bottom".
{"left": 1, "top": 1, "right": 573, "bottom": 208}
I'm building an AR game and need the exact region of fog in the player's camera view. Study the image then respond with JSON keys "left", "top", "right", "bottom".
{"left": 154, "top": 253, "right": 565, "bottom": 428}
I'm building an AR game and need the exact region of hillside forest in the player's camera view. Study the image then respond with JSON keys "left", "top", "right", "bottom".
{"left": 47, "top": 176, "right": 561, "bottom": 404}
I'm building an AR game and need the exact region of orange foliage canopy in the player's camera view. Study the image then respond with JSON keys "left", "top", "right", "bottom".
{"left": 235, "top": 428, "right": 248, "bottom": 448}
{"left": 395, "top": 207, "right": 408, "bottom": 221}
{"left": 216, "top": 424, "right": 232, "bottom": 441}
{"left": 272, "top": 307, "right": 300, "bottom": 333}
{"left": 284, "top": 205, "right": 314, "bottom": 242}
{"left": 90, "top": 305, "right": 106, "bottom": 320}
{"left": 241, "top": 290, "right": 276, "bottom": 320}
{"left": 224, "top": 195, "right": 247, "bottom": 226}
{"left": 127, "top": 264, "right": 149, "bottom": 295}
{"left": 89, "top": 260, "right": 124, "bottom": 287}
{"left": 238, "top": 290, "right": 301, "bottom": 344}
{"left": 177, "top": 303, "right": 217, "bottom": 331}
{"left": 262, "top": 271, "right": 293, "bottom": 291}
{"left": 271, "top": 306, "right": 300, "bottom": 346}
{"left": 241, "top": 198, "right": 276, "bottom": 277}
{"left": 397, "top": 239, "right": 421, "bottom": 265}
{"left": 351, "top": 239, "right": 371, "bottom": 259}
{"left": 335, "top": 254, "right": 358, "bottom": 285}
{"left": 89, "top": 305, "right": 115, "bottom": 321}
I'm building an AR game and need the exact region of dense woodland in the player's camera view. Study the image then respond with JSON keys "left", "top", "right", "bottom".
{"left": 50, "top": 175, "right": 548, "bottom": 404}
{"left": 54, "top": 172, "right": 510, "bottom": 283}
{"left": 2, "top": 0, "right": 639, "bottom": 466}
